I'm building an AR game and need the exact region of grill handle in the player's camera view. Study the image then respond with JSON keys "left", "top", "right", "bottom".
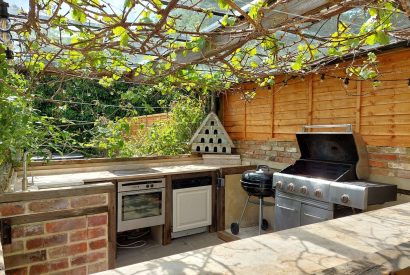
{"left": 301, "top": 124, "right": 352, "bottom": 133}
{"left": 256, "top": 165, "right": 270, "bottom": 171}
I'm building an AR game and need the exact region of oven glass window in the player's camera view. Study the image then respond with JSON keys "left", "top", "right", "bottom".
{"left": 122, "top": 192, "right": 162, "bottom": 221}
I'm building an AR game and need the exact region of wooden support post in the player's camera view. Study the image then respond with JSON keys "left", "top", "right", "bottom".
{"left": 216, "top": 172, "right": 225, "bottom": 231}
{"left": 162, "top": 175, "right": 172, "bottom": 245}
{"left": 107, "top": 183, "right": 117, "bottom": 269}
{"left": 210, "top": 171, "right": 218, "bottom": 233}
{"left": 355, "top": 80, "right": 362, "bottom": 133}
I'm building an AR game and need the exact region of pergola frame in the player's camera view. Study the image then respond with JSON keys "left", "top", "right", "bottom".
{"left": 8, "top": 0, "right": 410, "bottom": 90}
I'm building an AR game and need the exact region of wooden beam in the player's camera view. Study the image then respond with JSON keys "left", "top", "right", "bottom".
{"left": 9, "top": 206, "right": 108, "bottom": 225}
{"left": 219, "top": 165, "right": 256, "bottom": 177}
{"left": 398, "top": 0, "right": 410, "bottom": 17}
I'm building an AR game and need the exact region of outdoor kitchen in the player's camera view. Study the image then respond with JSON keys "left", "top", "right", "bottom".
{"left": 1, "top": 0, "right": 410, "bottom": 274}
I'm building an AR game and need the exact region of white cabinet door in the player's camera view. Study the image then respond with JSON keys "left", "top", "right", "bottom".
{"left": 172, "top": 185, "right": 212, "bottom": 233}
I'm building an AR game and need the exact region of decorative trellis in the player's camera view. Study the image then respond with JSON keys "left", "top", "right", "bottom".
{"left": 189, "top": 112, "right": 234, "bottom": 154}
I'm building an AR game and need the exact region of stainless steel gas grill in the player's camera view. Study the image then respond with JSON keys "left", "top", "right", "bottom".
{"left": 273, "top": 124, "right": 397, "bottom": 231}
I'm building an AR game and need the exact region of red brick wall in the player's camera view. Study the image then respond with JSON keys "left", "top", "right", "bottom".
{"left": 234, "top": 140, "right": 300, "bottom": 165}
{"left": 234, "top": 140, "right": 410, "bottom": 184}
{"left": 1, "top": 194, "right": 109, "bottom": 275}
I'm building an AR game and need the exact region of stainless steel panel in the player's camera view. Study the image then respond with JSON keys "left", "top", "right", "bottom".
{"left": 118, "top": 178, "right": 165, "bottom": 192}
{"left": 274, "top": 192, "right": 301, "bottom": 231}
{"left": 301, "top": 203, "right": 333, "bottom": 226}
{"left": 329, "top": 182, "right": 367, "bottom": 209}
{"left": 273, "top": 173, "right": 331, "bottom": 202}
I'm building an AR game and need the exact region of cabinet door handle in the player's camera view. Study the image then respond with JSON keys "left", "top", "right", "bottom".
{"left": 303, "top": 212, "right": 325, "bottom": 220}
{"left": 277, "top": 205, "right": 296, "bottom": 212}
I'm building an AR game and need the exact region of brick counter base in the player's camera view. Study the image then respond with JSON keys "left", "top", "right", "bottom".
{"left": 1, "top": 194, "right": 109, "bottom": 275}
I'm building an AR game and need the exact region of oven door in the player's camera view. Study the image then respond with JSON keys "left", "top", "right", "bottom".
{"left": 117, "top": 188, "right": 165, "bottom": 232}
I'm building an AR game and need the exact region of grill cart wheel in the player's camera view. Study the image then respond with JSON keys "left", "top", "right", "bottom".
{"left": 261, "top": 219, "right": 268, "bottom": 230}
{"left": 231, "top": 222, "right": 240, "bottom": 235}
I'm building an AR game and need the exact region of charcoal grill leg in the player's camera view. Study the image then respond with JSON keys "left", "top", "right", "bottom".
{"left": 259, "top": 196, "right": 263, "bottom": 235}
{"left": 237, "top": 195, "right": 250, "bottom": 227}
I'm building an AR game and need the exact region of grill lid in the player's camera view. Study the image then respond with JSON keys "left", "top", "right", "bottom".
{"left": 241, "top": 165, "right": 274, "bottom": 184}
{"left": 296, "top": 125, "right": 359, "bottom": 164}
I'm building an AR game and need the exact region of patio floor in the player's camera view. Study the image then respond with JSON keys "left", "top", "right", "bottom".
{"left": 116, "top": 232, "right": 225, "bottom": 268}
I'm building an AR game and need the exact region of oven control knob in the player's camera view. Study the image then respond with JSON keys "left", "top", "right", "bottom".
{"left": 150, "top": 184, "right": 154, "bottom": 188}
{"left": 287, "top": 183, "right": 295, "bottom": 192}
{"left": 276, "top": 181, "right": 283, "bottom": 189}
{"left": 314, "top": 189, "right": 323, "bottom": 198}
{"left": 146, "top": 184, "right": 150, "bottom": 188}
{"left": 341, "top": 194, "right": 350, "bottom": 204}
{"left": 300, "top": 186, "right": 308, "bottom": 195}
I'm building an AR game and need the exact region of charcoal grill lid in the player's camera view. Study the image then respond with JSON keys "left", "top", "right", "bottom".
{"left": 242, "top": 165, "right": 274, "bottom": 183}
{"left": 296, "top": 133, "right": 359, "bottom": 163}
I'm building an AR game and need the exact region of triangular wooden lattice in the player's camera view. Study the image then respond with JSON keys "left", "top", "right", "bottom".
{"left": 189, "top": 112, "right": 235, "bottom": 154}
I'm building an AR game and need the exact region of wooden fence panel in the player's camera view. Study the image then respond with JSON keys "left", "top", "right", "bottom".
{"left": 273, "top": 78, "right": 308, "bottom": 139}
{"left": 222, "top": 48, "right": 410, "bottom": 147}
{"left": 245, "top": 86, "right": 272, "bottom": 140}
{"left": 223, "top": 91, "right": 246, "bottom": 140}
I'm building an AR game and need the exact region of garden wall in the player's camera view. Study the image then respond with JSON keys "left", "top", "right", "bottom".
{"left": 0, "top": 183, "right": 115, "bottom": 275}
{"left": 222, "top": 47, "right": 410, "bottom": 192}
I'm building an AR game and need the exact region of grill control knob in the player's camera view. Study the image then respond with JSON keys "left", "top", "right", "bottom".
{"left": 300, "top": 186, "right": 308, "bottom": 195}
{"left": 314, "top": 189, "right": 323, "bottom": 198}
{"left": 287, "top": 183, "right": 295, "bottom": 192}
{"left": 276, "top": 181, "right": 283, "bottom": 189}
{"left": 341, "top": 194, "right": 350, "bottom": 204}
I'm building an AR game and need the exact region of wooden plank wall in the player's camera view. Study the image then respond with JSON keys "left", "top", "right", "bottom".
{"left": 222, "top": 48, "right": 410, "bottom": 147}
{"left": 130, "top": 112, "right": 169, "bottom": 135}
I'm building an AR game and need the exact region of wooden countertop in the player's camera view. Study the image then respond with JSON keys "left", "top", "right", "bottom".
{"left": 96, "top": 202, "right": 410, "bottom": 275}
{"left": 0, "top": 182, "right": 115, "bottom": 202}
{"left": 12, "top": 163, "right": 253, "bottom": 190}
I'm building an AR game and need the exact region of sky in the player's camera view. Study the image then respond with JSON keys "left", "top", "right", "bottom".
{"left": 10, "top": 0, "right": 132, "bottom": 13}
{"left": 11, "top": 0, "right": 29, "bottom": 11}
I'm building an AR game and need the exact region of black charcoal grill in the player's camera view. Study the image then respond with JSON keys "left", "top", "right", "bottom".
{"left": 231, "top": 165, "right": 275, "bottom": 235}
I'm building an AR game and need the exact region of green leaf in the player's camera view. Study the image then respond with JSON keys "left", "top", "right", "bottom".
{"left": 369, "top": 8, "right": 378, "bottom": 17}
{"left": 215, "top": 0, "right": 230, "bottom": 10}
{"left": 71, "top": 8, "right": 86, "bottom": 23}
{"left": 124, "top": 0, "right": 133, "bottom": 8}
{"left": 376, "top": 31, "right": 390, "bottom": 45}
{"left": 113, "top": 26, "right": 126, "bottom": 36}
{"left": 365, "top": 34, "right": 377, "bottom": 45}
{"left": 249, "top": 48, "right": 257, "bottom": 56}
{"left": 120, "top": 32, "right": 129, "bottom": 46}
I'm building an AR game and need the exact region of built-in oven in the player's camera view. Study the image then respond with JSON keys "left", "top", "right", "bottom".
{"left": 117, "top": 178, "right": 165, "bottom": 232}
